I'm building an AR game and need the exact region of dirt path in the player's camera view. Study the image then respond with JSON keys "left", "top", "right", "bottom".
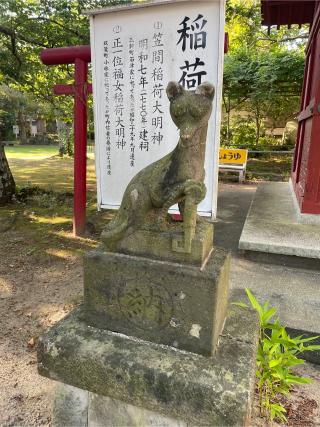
{"left": 0, "top": 255, "right": 82, "bottom": 426}
{"left": 0, "top": 192, "right": 99, "bottom": 426}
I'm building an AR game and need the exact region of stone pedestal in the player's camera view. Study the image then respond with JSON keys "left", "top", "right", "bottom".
{"left": 83, "top": 247, "right": 229, "bottom": 355}
{"left": 38, "top": 221, "right": 259, "bottom": 426}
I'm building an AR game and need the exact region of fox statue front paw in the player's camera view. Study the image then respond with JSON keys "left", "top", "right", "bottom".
{"left": 183, "top": 180, "right": 206, "bottom": 205}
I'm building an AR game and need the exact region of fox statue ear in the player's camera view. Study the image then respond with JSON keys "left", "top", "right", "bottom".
{"left": 195, "top": 82, "right": 215, "bottom": 100}
{"left": 166, "top": 82, "right": 184, "bottom": 101}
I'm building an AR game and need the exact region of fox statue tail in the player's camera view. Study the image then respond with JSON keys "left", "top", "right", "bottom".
{"left": 101, "top": 217, "right": 129, "bottom": 249}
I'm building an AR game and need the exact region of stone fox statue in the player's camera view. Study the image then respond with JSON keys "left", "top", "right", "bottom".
{"left": 102, "top": 81, "right": 215, "bottom": 253}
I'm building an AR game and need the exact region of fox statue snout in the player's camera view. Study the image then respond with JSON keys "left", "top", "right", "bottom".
{"left": 180, "top": 131, "right": 193, "bottom": 143}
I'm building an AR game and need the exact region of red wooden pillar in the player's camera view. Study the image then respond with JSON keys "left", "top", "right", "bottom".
{"left": 260, "top": 0, "right": 320, "bottom": 215}
{"left": 291, "top": 3, "right": 320, "bottom": 215}
{"left": 73, "top": 58, "right": 88, "bottom": 235}
{"left": 40, "top": 45, "right": 91, "bottom": 236}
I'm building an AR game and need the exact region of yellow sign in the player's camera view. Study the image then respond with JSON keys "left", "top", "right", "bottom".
{"left": 219, "top": 148, "right": 248, "bottom": 164}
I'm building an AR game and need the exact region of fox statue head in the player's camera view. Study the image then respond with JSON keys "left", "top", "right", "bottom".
{"left": 166, "top": 81, "right": 215, "bottom": 147}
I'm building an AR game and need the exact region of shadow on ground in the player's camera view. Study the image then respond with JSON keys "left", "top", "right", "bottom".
{"left": 214, "top": 182, "right": 256, "bottom": 253}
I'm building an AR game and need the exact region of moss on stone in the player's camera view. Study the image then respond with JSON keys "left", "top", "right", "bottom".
{"left": 38, "top": 293, "right": 259, "bottom": 426}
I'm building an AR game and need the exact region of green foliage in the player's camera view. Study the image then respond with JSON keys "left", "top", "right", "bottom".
{"left": 226, "top": 0, "right": 309, "bottom": 53}
{"left": 0, "top": 104, "right": 16, "bottom": 140}
{"left": 0, "top": 85, "right": 51, "bottom": 141}
{"left": 221, "top": 115, "right": 281, "bottom": 150}
{"left": 221, "top": 116, "right": 256, "bottom": 147}
{"left": 57, "top": 125, "right": 73, "bottom": 157}
{"left": 223, "top": 49, "right": 304, "bottom": 146}
{"left": 236, "top": 289, "right": 320, "bottom": 423}
{"left": 0, "top": 0, "right": 139, "bottom": 123}
{"left": 223, "top": 0, "right": 306, "bottom": 147}
{"left": 281, "top": 121, "right": 298, "bottom": 150}
{"left": 16, "top": 185, "right": 73, "bottom": 208}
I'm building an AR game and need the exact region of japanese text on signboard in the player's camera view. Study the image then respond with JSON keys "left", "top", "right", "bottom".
{"left": 101, "top": 12, "right": 211, "bottom": 173}
{"left": 177, "top": 14, "right": 208, "bottom": 89}
{"left": 219, "top": 149, "right": 248, "bottom": 164}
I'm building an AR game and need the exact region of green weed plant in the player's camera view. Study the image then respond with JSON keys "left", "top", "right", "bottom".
{"left": 234, "top": 289, "right": 320, "bottom": 423}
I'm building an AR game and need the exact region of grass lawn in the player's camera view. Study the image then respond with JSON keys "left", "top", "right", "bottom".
{"left": 247, "top": 154, "right": 292, "bottom": 181}
{"left": 5, "top": 144, "right": 292, "bottom": 192}
{"left": 5, "top": 144, "right": 60, "bottom": 160}
{"left": 5, "top": 145, "right": 96, "bottom": 192}
{"left": 220, "top": 154, "right": 293, "bottom": 182}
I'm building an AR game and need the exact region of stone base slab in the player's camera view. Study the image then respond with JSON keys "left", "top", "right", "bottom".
{"left": 53, "top": 383, "right": 88, "bottom": 427}
{"left": 53, "top": 383, "right": 185, "bottom": 427}
{"left": 83, "top": 248, "right": 230, "bottom": 356}
{"left": 38, "top": 294, "right": 259, "bottom": 427}
{"left": 239, "top": 182, "right": 320, "bottom": 259}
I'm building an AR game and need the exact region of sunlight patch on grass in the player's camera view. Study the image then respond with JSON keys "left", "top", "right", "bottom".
{"left": 52, "top": 229, "right": 98, "bottom": 247}
{"left": 8, "top": 157, "right": 96, "bottom": 192}
{"left": 45, "top": 248, "right": 79, "bottom": 260}
{"left": 5, "top": 145, "right": 59, "bottom": 160}
{"left": 29, "top": 214, "right": 71, "bottom": 225}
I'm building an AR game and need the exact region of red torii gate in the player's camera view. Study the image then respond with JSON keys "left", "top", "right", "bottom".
{"left": 40, "top": 45, "right": 92, "bottom": 236}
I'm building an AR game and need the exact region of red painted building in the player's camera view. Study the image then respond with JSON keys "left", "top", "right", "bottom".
{"left": 262, "top": 0, "right": 320, "bottom": 215}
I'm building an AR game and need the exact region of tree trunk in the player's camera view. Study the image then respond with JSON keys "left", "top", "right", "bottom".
{"left": 254, "top": 105, "right": 262, "bottom": 146}
{"left": 17, "top": 111, "right": 28, "bottom": 144}
{"left": 223, "top": 96, "right": 232, "bottom": 145}
{"left": 226, "top": 99, "right": 231, "bottom": 145}
{"left": 0, "top": 144, "right": 16, "bottom": 204}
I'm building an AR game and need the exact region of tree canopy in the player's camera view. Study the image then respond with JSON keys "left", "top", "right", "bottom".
{"left": 0, "top": 0, "right": 308, "bottom": 147}
{"left": 223, "top": 0, "right": 306, "bottom": 147}
{"left": 0, "top": 1, "right": 137, "bottom": 116}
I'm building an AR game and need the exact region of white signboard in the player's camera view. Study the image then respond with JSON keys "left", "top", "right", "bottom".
{"left": 87, "top": 0, "right": 225, "bottom": 217}
{"left": 13, "top": 125, "right": 19, "bottom": 135}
